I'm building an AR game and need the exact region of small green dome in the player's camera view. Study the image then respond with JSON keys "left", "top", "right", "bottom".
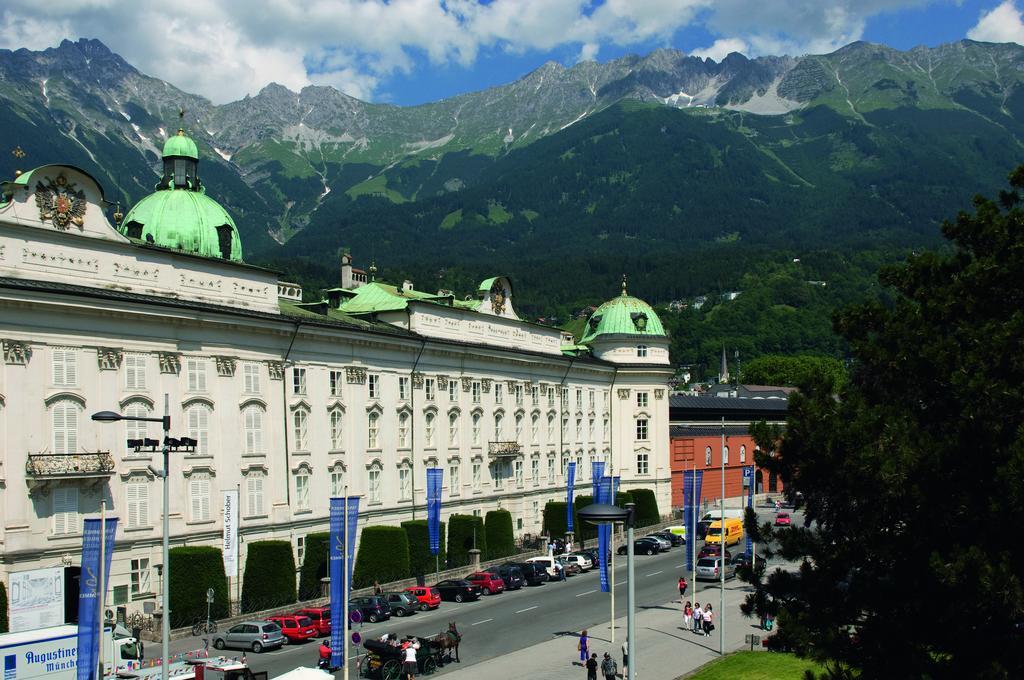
{"left": 120, "top": 189, "right": 242, "bottom": 262}
{"left": 581, "top": 287, "right": 665, "bottom": 344}
{"left": 163, "top": 129, "right": 198, "bottom": 160}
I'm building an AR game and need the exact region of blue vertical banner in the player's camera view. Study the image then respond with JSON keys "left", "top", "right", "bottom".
{"left": 328, "top": 498, "right": 344, "bottom": 668}
{"left": 683, "top": 470, "right": 704, "bottom": 571}
{"left": 566, "top": 462, "right": 577, "bottom": 533}
{"left": 426, "top": 468, "right": 443, "bottom": 554}
{"left": 77, "top": 516, "right": 118, "bottom": 680}
{"left": 745, "top": 466, "right": 756, "bottom": 556}
{"left": 597, "top": 475, "right": 613, "bottom": 592}
{"left": 591, "top": 461, "right": 605, "bottom": 501}
{"left": 345, "top": 496, "right": 360, "bottom": 591}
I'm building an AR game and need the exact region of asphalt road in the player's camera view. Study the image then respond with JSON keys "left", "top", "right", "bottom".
{"left": 232, "top": 506, "right": 794, "bottom": 678}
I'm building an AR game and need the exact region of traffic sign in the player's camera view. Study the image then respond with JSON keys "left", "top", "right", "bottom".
{"left": 206, "top": 588, "right": 215, "bottom": 604}
{"left": 349, "top": 610, "right": 362, "bottom": 624}
{"left": 351, "top": 632, "right": 361, "bottom": 645}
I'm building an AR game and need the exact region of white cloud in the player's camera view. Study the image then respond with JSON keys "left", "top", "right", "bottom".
{"left": 577, "top": 42, "right": 600, "bottom": 63}
{"left": 967, "top": 1, "right": 1024, "bottom": 44}
{"left": 690, "top": 38, "right": 749, "bottom": 62}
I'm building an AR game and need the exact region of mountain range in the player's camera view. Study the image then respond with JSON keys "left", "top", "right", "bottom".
{"left": 2, "top": 37, "right": 1024, "bottom": 312}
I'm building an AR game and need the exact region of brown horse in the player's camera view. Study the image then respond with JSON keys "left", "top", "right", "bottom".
{"left": 434, "top": 621, "right": 461, "bottom": 664}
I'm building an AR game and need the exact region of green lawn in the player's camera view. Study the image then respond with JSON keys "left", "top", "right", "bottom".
{"left": 681, "top": 651, "right": 822, "bottom": 680}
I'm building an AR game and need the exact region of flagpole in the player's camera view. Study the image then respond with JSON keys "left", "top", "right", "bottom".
{"left": 610, "top": 523, "right": 616, "bottom": 644}
{"left": 98, "top": 499, "right": 106, "bottom": 680}
{"left": 343, "top": 487, "right": 349, "bottom": 680}
{"left": 719, "top": 417, "right": 725, "bottom": 656}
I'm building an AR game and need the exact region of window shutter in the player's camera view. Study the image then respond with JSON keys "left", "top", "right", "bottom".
{"left": 201, "top": 480, "right": 210, "bottom": 520}
{"left": 53, "top": 487, "right": 78, "bottom": 534}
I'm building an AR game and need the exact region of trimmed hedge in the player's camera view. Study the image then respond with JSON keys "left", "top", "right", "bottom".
{"left": 298, "top": 532, "right": 330, "bottom": 600}
{"left": 542, "top": 501, "right": 576, "bottom": 538}
{"left": 630, "top": 488, "right": 661, "bottom": 527}
{"left": 447, "top": 514, "right": 486, "bottom": 568}
{"left": 0, "top": 581, "right": 8, "bottom": 633}
{"left": 574, "top": 496, "right": 597, "bottom": 543}
{"left": 168, "top": 546, "right": 229, "bottom": 627}
{"left": 484, "top": 510, "right": 514, "bottom": 560}
{"left": 352, "top": 526, "right": 410, "bottom": 588}
{"left": 402, "top": 520, "right": 447, "bottom": 578}
{"left": 241, "top": 541, "right": 296, "bottom": 613}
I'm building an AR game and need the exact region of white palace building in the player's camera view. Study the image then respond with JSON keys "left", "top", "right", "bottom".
{"left": 0, "top": 127, "right": 671, "bottom": 617}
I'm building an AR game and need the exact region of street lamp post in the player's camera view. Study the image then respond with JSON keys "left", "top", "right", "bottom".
{"left": 580, "top": 502, "right": 636, "bottom": 680}
{"left": 92, "top": 395, "right": 191, "bottom": 680}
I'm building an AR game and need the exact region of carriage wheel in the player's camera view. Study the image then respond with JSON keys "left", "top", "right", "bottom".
{"left": 381, "top": 660, "right": 402, "bottom": 680}
{"left": 421, "top": 657, "right": 438, "bottom": 675}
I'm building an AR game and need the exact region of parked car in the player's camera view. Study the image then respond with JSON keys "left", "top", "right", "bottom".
{"left": 650, "top": 530, "right": 685, "bottom": 547}
{"left": 434, "top": 579, "right": 482, "bottom": 603}
{"left": 573, "top": 548, "right": 602, "bottom": 568}
{"left": 212, "top": 621, "right": 285, "bottom": 653}
{"left": 775, "top": 512, "right": 791, "bottom": 526}
{"left": 467, "top": 571, "right": 506, "bottom": 594}
{"left": 617, "top": 537, "right": 662, "bottom": 556}
{"left": 556, "top": 556, "right": 581, "bottom": 576}
{"left": 404, "top": 586, "right": 442, "bottom": 611}
{"left": 265, "top": 615, "right": 318, "bottom": 644}
{"left": 294, "top": 607, "right": 331, "bottom": 636}
{"left": 486, "top": 564, "right": 525, "bottom": 590}
{"left": 695, "top": 557, "right": 736, "bottom": 581}
{"left": 698, "top": 544, "right": 733, "bottom": 560}
{"left": 643, "top": 534, "right": 672, "bottom": 551}
{"left": 730, "top": 553, "right": 765, "bottom": 572}
{"left": 562, "top": 553, "right": 594, "bottom": 571}
{"left": 349, "top": 596, "right": 392, "bottom": 623}
{"left": 507, "top": 561, "right": 548, "bottom": 585}
{"left": 525, "top": 556, "right": 561, "bottom": 579}
{"left": 382, "top": 591, "right": 420, "bottom": 617}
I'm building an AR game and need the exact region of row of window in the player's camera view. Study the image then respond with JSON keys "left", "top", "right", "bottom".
{"left": 703, "top": 445, "right": 749, "bottom": 466}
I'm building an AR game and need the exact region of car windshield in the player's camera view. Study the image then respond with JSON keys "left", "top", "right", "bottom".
{"left": 297, "top": 617, "right": 313, "bottom": 626}
{"left": 706, "top": 527, "right": 721, "bottom": 535}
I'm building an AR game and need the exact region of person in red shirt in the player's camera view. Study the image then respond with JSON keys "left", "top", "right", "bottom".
{"left": 318, "top": 640, "right": 331, "bottom": 669}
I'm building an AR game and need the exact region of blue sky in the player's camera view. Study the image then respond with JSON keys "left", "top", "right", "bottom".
{"left": 1, "top": 1, "right": 1023, "bottom": 105}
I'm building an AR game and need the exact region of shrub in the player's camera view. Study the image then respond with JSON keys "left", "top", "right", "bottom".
{"left": 447, "top": 514, "right": 486, "bottom": 568}
{"left": 0, "top": 581, "right": 7, "bottom": 633}
{"left": 241, "top": 541, "right": 296, "bottom": 613}
{"left": 542, "top": 501, "right": 577, "bottom": 538}
{"left": 630, "top": 488, "right": 661, "bottom": 527}
{"left": 402, "top": 520, "right": 447, "bottom": 578}
{"left": 352, "top": 526, "right": 410, "bottom": 589}
{"left": 168, "top": 546, "right": 229, "bottom": 627}
{"left": 298, "top": 532, "right": 330, "bottom": 600}
{"left": 574, "top": 495, "right": 597, "bottom": 543}
{"left": 484, "top": 510, "right": 515, "bottom": 560}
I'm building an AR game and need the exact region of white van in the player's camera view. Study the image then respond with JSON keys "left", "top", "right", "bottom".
{"left": 701, "top": 509, "right": 746, "bottom": 523}
{"left": 526, "top": 556, "right": 560, "bottom": 578}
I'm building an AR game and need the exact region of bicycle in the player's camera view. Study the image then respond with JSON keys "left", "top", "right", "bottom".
{"left": 191, "top": 617, "right": 218, "bottom": 636}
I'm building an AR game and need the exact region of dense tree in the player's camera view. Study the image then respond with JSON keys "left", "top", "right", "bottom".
{"left": 740, "top": 354, "right": 846, "bottom": 391}
{"left": 745, "top": 168, "right": 1024, "bottom": 678}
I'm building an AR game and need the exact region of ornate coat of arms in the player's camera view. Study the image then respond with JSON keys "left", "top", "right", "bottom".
{"left": 490, "top": 281, "right": 507, "bottom": 315}
{"left": 35, "top": 174, "right": 87, "bottom": 230}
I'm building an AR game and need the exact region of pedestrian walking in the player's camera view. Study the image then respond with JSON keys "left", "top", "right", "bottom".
{"left": 678, "top": 576, "right": 688, "bottom": 600}
{"left": 586, "top": 652, "right": 598, "bottom": 680}
{"left": 621, "top": 639, "right": 628, "bottom": 677}
{"left": 600, "top": 652, "right": 618, "bottom": 680}
{"left": 373, "top": 580, "right": 383, "bottom": 596}
{"left": 703, "top": 604, "right": 714, "bottom": 637}
{"left": 682, "top": 601, "right": 692, "bottom": 631}
{"left": 693, "top": 601, "right": 703, "bottom": 634}
{"left": 577, "top": 629, "right": 590, "bottom": 663}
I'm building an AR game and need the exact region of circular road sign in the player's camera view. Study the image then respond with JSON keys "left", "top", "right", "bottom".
{"left": 349, "top": 610, "right": 362, "bottom": 624}
{"left": 351, "top": 632, "right": 361, "bottom": 645}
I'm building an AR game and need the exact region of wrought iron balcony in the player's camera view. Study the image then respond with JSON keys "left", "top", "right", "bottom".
{"left": 26, "top": 452, "right": 115, "bottom": 479}
{"left": 488, "top": 441, "right": 522, "bottom": 458}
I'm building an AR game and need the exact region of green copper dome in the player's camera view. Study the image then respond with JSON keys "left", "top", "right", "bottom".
{"left": 120, "top": 189, "right": 243, "bottom": 261}
{"left": 580, "top": 284, "right": 665, "bottom": 344}
{"left": 162, "top": 129, "right": 199, "bottom": 160}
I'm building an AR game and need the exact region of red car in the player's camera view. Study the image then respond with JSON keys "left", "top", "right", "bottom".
{"left": 404, "top": 586, "right": 442, "bottom": 611}
{"left": 698, "top": 544, "right": 732, "bottom": 560}
{"left": 294, "top": 607, "right": 331, "bottom": 636}
{"left": 775, "top": 512, "right": 792, "bottom": 527}
{"left": 265, "top": 615, "right": 318, "bottom": 644}
{"left": 466, "top": 571, "right": 505, "bottom": 595}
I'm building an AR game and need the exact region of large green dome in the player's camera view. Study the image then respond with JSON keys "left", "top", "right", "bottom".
{"left": 162, "top": 130, "right": 198, "bottom": 160}
{"left": 120, "top": 188, "right": 242, "bottom": 261}
{"left": 581, "top": 286, "right": 665, "bottom": 344}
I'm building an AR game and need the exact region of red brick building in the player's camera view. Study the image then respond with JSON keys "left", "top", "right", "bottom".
{"left": 668, "top": 395, "right": 787, "bottom": 511}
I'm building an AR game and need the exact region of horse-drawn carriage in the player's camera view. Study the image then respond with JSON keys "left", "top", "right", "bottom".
{"left": 357, "top": 624, "right": 461, "bottom": 679}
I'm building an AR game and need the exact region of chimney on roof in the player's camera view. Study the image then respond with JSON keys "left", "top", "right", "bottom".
{"left": 402, "top": 280, "right": 414, "bottom": 293}
{"left": 341, "top": 251, "right": 353, "bottom": 289}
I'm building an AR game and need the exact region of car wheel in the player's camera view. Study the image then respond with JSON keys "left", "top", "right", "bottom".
{"left": 252, "top": 641, "right": 263, "bottom": 654}
{"left": 395, "top": 608, "right": 405, "bottom": 617}
{"left": 368, "top": 614, "right": 379, "bottom": 623}
{"left": 420, "top": 603, "right": 429, "bottom": 611}
{"left": 646, "top": 548, "right": 654, "bottom": 555}
{"left": 455, "top": 593, "right": 464, "bottom": 603}
{"left": 213, "top": 639, "right": 225, "bottom": 650}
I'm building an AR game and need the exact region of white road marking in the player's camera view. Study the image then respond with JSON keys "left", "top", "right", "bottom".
{"left": 646, "top": 570, "right": 664, "bottom": 577}
{"left": 575, "top": 589, "right": 597, "bottom": 597}
{"left": 615, "top": 581, "right": 626, "bottom": 586}
{"left": 471, "top": 618, "right": 493, "bottom": 626}
{"left": 515, "top": 606, "right": 538, "bottom": 613}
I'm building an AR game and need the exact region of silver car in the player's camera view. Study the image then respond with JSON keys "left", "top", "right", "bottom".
{"left": 695, "top": 557, "right": 736, "bottom": 581}
{"left": 644, "top": 534, "right": 672, "bottom": 551}
{"left": 212, "top": 620, "right": 285, "bottom": 653}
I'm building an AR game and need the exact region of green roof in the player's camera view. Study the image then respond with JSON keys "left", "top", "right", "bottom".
{"left": 338, "top": 282, "right": 446, "bottom": 314}
{"left": 120, "top": 188, "right": 242, "bottom": 261}
{"left": 580, "top": 292, "right": 666, "bottom": 344}
{"left": 163, "top": 130, "right": 199, "bottom": 159}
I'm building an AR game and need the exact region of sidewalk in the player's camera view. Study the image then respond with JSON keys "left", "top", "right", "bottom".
{"left": 436, "top": 579, "right": 765, "bottom": 680}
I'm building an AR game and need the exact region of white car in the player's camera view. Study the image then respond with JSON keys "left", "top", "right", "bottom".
{"left": 563, "top": 553, "right": 594, "bottom": 571}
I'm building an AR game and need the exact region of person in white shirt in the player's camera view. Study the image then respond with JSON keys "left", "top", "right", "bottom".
{"left": 402, "top": 638, "right": 420, "bottom": 680}
{"left": 693, "top": 601, "right": 703, "bottom": 634}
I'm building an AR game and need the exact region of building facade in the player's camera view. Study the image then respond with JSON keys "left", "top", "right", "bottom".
{"left": 0, "top": 129, "right": 672, "bottom": 618}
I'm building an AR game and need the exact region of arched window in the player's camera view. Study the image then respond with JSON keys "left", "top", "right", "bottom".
{"left": 740, "top": 444, "right": 746, "bottom": 464}
{"left": 329, "top": 408, "right": 344, "bottom": 450}
{"left": 705, "top": 446, "right": 712, "bottom": 467}
{"left": 242, "top": 405, "right": 263, "bottom": 454}
{"left": 399, "top": 463, "right": 412, "bottom": 500}
{"left": 548, "top": 413, "right": 556, "bottom": 444}
{"left": 368, "top": 412, "right": 380, "bottom": 449}
{"left": 448, "top": 413, "right": 459, "bottom": 446}
{"left": 531, "top": 413, "right": 539, "bottom": 444}
{"left": 515, "top": 413, "right": 524, "bottom": 442}
{"left": 294, "top": 467, "right": 311, "bottom": 510}
{"left": 187, "top": 404, "right": 211, "bottom": 455}
{"left": 472, "top": 413, "right": 481, "bottom": 445}
{"left": 425, "top": 412, "right": 436, "bottom": 447}
{"left": 368, "top": 464, "right": 382, "bottom": 503}
{"left": 124, "top": 401, "right": 151, "bottom": 456}
{"left": 723, "top": 445, "right": 729, "bottom": 465}
{"left": 330, "top": 464, "right": 346, "bottom": 497}
{"left": 52, "top": 399, "right": 81, "bottom": 455}
{"left": 292, "top": 408, "right": 309, "bottom": 451}
{"left": 398, "top": 412, "right": 410, "bottom": 448}
{"left": 245, "top": 470, "right": 265, "bottom": 516}
{"left": 494, "top": 413, "right": 504, "bottom": 440}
